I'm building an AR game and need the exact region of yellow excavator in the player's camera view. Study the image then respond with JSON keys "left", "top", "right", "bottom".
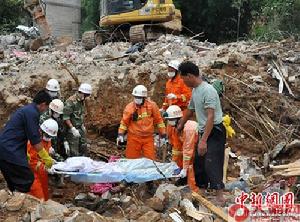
{"left": 82, "top": 0, "right": 182, "bottom": 50}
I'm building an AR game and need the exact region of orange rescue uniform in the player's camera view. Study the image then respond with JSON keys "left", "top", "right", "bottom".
{"left": 162, "top": 75, "right": 192, "bottom": 111}
{"left": 119, "top": 99, "right": 166, "bottom": 160}
{"left": 27, "top": 140, "right": 51, "bottom": 200}
{"left": 168, "top": 120, "right": 198, "bottom": 191}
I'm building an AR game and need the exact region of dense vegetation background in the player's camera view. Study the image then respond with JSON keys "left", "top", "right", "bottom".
{"left": 1, "top": 0, "right": 299, "bottom": 43}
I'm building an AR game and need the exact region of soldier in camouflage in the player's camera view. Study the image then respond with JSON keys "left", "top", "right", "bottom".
{"left": 63, "top": 83, "right": 92, "bottom": 156}
{"left": 39, "top": 99, "right": 65, "bottom": 161}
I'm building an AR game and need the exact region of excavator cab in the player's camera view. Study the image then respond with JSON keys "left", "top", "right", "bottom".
{"left": 100, "top": 0, "right": 147, "bottom": 17}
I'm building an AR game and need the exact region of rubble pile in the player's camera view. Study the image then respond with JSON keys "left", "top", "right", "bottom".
{"left": 0, "top": 34, "right": 300, "bottom": 220}
{"left": 0, "top": 183, "right": 228, "bottom": 222}
{"left": 0, "top": 189, "right": 125, "bottom": 222}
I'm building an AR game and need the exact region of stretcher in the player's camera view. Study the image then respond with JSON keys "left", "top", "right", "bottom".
{"left": 50, "top": 157, "right": 179, "bottom": 183}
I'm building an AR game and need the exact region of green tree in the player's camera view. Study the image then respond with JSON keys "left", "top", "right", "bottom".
{"left": 81, "top": 0, "right": 100, "bottom": 33}
{"left": 251, "top": 0, "right": 300, "bottom": 41}
{"left": 0, "top": 0, "right": 26, "bottom": 33}
{"left": 174, "top": 0, "right": 252, "bottom": 43}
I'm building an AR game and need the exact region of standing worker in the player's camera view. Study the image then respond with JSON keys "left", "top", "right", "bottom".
{"left": 161, "top": 60, "right": 192, "bottom": 114}
{"left": 177, "top": 61, "right": 226, "bottom": 205}
{"left": 0, "top": 90, "right": 54, "bottom": 193}
{"left": 165, "top": 105, "right": 198, "bottom": 191}
{"left": 63, "top": 83, "right": 92, "bottom": 156}
{"left": 28, "top": 119, "right": 58, "bottom": 200}
{"left": 118, "top": 85, "right": 167, "bottom": 160}
{"left": 45, "top": 79, "right": 60, "bottom": 100}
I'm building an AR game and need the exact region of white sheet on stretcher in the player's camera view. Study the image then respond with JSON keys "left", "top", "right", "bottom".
{"left": 51, "top": 157, "right": 179, "bottom": 183}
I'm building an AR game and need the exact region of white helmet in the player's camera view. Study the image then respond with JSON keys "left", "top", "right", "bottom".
{"left": 46, "top": 79, "right": 60, "bottom": 92}
{"left": 132, "top": 85, "right": 147, "bottom": 97}
{"left": 168, "top": 60, "right": 181, "bottom": 71}
{"left": 40, "top": 119, "right": 58, "bottom": 137}
{"left": 166, "top": 105, "right": 183, "bottom": 119}
{"left": 78, "top": 83, "right": 92, "bottom": 95}
{"left": 49, "top": 99, "right": 64, "bottom": 114}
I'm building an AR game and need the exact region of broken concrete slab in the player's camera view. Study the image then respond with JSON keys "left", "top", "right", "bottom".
{"left": 0, "top": 190, "right": 9, "bottom": 207}
{"left": 5, "top": 192, "right": 26, "bottom": 211}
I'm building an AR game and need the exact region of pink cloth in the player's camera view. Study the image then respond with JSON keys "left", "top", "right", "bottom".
{"left": 90, "top": 156, "right": 120, "bottom": 194}
{"left": 90, "top": 183, "right": 113, "bottom": 194}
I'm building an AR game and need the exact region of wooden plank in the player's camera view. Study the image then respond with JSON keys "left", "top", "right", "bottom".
{"left": 223, "top": 147, "right": 230, "bottom": 184}
{"left": 186, "top": 208, "right": 206, "bottom": 221}
{"left": 270, "top": 160, "right": 300, "bottom": 170}
{"left": 272, "top": 60, "right": 295, "bottom": 97}
{"left": 192, "top": 192, "right": 228, "bottom": 222}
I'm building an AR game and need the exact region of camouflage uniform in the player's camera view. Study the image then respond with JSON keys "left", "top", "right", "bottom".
{"left": 63, "top": 93, "right": 87, "bottom": 156}
{"left": 39, "top": 110, "right": 66, "bottom": 160}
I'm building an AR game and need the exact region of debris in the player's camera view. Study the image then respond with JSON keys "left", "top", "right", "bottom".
{"left": 5, "top": 192, "right": 26, "bottom": 211}
{"left": 101, "top": 191, "right": 112, "bottom": 200}
{"left": 74, "top": 193, "right": 87, "bottom": 201}
{"left": 225, "top": 179, "right": 250, "bottom": 192}
{"left": 137, "top": 211, "right": 161, "bottom": 221}
{"left": 237, "top": 156, "right": 263, "bottom": 181}
{"left": 271, "top": 142, "right": 286, "bottom": 159}
{"left": 223, "top": 147, "right": 230, "bottom": 183}
{"left": 145, "top": 197, "right": 165, "bottom": 212}
{"left": 16, "top": 25, "right": 39, "bottom": 38}
{"left": 0, "top": 190, "right": 9, "bottom": 206}
{"left": 90, "top": 183, "right": 113, "bottom": 194}
{"left": 154, "top": 183, "right": 181, "bottom": 208}
{"left": 192, "top": 192, "right": 228, "bottom": 222}
{"left": 169, "top": 212, "right": 184, "bottom": 222}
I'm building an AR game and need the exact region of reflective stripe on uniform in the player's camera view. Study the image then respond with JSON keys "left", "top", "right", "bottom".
{"left": 119, "top": 123, "right": 127, "bottom": 131}
{"left": 183, "top": 156, "right": 191, "bottom": 161}
{"left": 157, "top": 122, "right": 165, "bottom": 128}
{"left": 181, "top": 94, "right": 186, "bottom": 102}
{"left": 172, "top": 149, "right": 183, "bottom": 155}
{"left": 138, "top": 112, "right": 149, "bottom": 120}
{"left": 35, "top": 161, "right": 42, "bottom": 171}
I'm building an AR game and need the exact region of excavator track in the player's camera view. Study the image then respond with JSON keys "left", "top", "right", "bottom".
{"left": 129, "top": 25, "right": 146, "bottom": 44}
{"left": 82, "top": 31, "right": 103, "bottom": 50}
{"left": 129, "top": 24, "right": 169, "bottom": 43}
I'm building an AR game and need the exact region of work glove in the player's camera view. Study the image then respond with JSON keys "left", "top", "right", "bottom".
{"left": 47, "top": 167, "right": 56, "bottom": 175}
{"left": 38, "top": 148, "right": 54, "bottom": 169}
{"left": 71, "top": 127, "right": 81, "bottom": 138}
{"left": 49, "top": 147, "right": 55, "bottom": 156}
{"left": 64, "top": 141, "right": 70, "bottom": 155}
{"left": 116, "top": 134, "right": 125, "bottom": 146}
{"left": 160, "top": 138, "right": 167, "bottom": 146}
{"left": 178, "top": 168, "right": 187, "bottom": 178}
{"left": 167, "top": 93, "right": 177, "bottom": 100}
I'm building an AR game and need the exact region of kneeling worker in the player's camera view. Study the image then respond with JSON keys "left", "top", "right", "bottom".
{"left": 27, "top": 119, "right": 58, "bottom": 201}
{"left": 165, "top": 105, "right": 198, "bottom": 191}
{"left": 118, "top": 85, "right": 167, "bottom": 160}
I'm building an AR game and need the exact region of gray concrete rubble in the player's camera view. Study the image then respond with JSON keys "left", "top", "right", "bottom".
{"left": 0, "top": 34, "right": 300, "bottom": 221}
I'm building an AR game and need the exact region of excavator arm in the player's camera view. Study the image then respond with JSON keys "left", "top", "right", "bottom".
{"left": 24, "top": 0, "right": 51, "bottom": 41}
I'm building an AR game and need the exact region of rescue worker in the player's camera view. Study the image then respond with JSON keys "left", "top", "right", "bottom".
{"left": 28, "top": 119, "right": 58, "bottom": 200}
{"left": 161, "top": 60, "right": 192, "bottom": 113}
{"left": 118, "top": 85, "right": 167, "bottom": 160}
{"left": 40, "top": 99, "right": 66, "bottom": 158}
{"left": 177, "top": 61, "right": 226, "bottom": 205}
{"left": 40, "top": 99, "right": 65, "bottom": 186}
{"left": 46, "top": 79, "right": 60, "bottom": 99}
{"left": 165, "top": 105, "right": 199, "bottom": 191}
{"left": 0, "top": 90, "right": 54, "bottom": 193}
{"left": 63, "top": 83, "right": 92, "bottom": 156}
